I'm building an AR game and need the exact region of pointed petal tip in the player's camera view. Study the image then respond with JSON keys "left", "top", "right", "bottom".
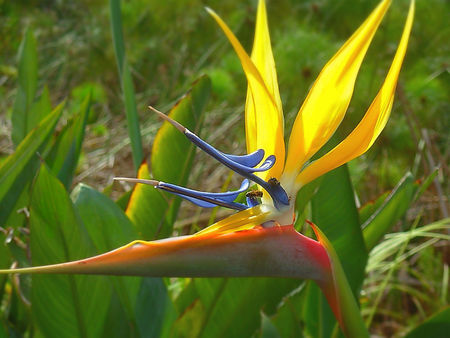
{"left": 295, "top": 0, "right": 414, "bottom": 187}
{"left": 114, "top": 177, "right": 159, "bottom": 187}
{"left": 149, "top": 105, "right": 186, "bottom": 133}
{"left": 284, "top": 0, "right": 394, "bottom": 176}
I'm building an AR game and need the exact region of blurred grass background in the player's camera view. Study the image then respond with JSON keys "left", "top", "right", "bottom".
{"left": 0, "top": 0, "right": 448, "bottom": 335}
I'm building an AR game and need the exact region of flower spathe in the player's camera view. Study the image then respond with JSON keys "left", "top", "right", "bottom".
{"left": 0, "top": 1, "right": 414, "bottom": 336}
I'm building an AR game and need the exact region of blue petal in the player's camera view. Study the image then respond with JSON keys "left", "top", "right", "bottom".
{"left": 157, "top": 179, "right": 250, "bottom": 210}
{"left": 184, "top": 129, "right": 288, "bottom": 209}
{"left": 225, "top": 149, "right": 264, "bottom": 167}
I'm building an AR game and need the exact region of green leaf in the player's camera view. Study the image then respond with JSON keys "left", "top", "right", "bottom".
{"left": 261, "top": 312, "right": 281, "bottom": 338}
{"left": 193, "top": 278, "right": 299, "bottom": 338}
{"left": 72, "top": 183, "right": 140, "bottom": 336}
{"left": 1, "top": 88, "right": 52, "bottom": 227}
{"left": 404, "top": 307, "right": 450, "bottom": 338}
{"left": 302, "top": 283, "right": 335, "bottom": 338}
{"left": 1, "top": 181, "right": 31, "bottom": 229}
{"left": 46, "top": 93, "right": 91, "bottom": 188}
{"left": 0, "top": 232, "right": 10, "bottom": 302}
{"left": 305, "top": 165, "right": 367, "bottom": 337}
{"left": 270, "top": 285, "right": 306, "bottom": 338}
{"left": 311, "top": 165, "right": 367, "bottom": 293}
{"left": 122, "top": 62, "right": 144, "bottom": 171}
{"left": 28, "top": 85, "right": 52, "bottom": 133}
{"left": 72, "top": 184, "right": 137, "bottom": 250}
{"left": 109, "top": 0, "right": 143, "bottom": 171}
{"left": 29, "top": 164, "right": 111, "bottom": 338}
{"left": 125, "top": 76, "right": 211, "bottom": 239}
{"left": 363, "top": 172, "right": 416, "bottom": 251}
{"left": 0, "top": 103, "right": 63, "bottom": 226}
{"left": 135, "top": 278, "right": 176, "bottom": 338}
{"left": 311, "top": 225, "right": 369, "bottom": 338}
{"left": 414, "top": 167, "right": 438, "bottom": 202}
{"left": 294, "top": 177, "right": 322, "bottom": 230}
{"left": 109, "top": 0, "right": 125, "bottom": 76}
{"left": 72, "top": 184, "right": 175, "bottom": 338}
{"left": 358, "top": 190, "right": 390, "bottom": 225}
{"left": 0, "top": 321, "right": 6, "bottom": 338}
{"left": 170, "top": 298, "right": 205, "bottom": 338}
{"left": 11, "top": 28, "right": 38, "bottom": 146}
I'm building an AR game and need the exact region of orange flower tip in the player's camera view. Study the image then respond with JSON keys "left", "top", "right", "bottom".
{"left": 305, "top": 219, "right": 320, "bottom": 237}
{"left": 148, "top": 105, "right": 186, "bottom": 133}
{"left": 113, "top": 177, "right": 159, "bottom": 187}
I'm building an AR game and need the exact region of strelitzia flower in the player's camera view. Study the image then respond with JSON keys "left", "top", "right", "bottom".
{"left": 1, "top": 0, "right": 414, "bottom": 336}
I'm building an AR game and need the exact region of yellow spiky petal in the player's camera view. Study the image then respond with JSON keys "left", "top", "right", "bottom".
{"left": 284, "top": 0, "right": 392, "bottom": 177}
{"left": 296, "top": 0, "right": 415, "bottom": 188}
{"left": 245, "top": 0, "right": 284, "bottom": 181}
{"left": 207, "top": 5, "right": 284, "bottom": 181}
{"left": 195, "top": 204, "right": 271, "bottom": 236}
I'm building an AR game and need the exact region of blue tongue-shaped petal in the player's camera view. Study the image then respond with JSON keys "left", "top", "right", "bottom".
{"left": 161, "top": 179, "right": 250, "bottom": 209}
{"left": 148, "top": 106, "right": 289, "bottom": 210}
{"left": 224, "top": 149, "right": 264, "bottom": 167}
{"left": 114, "top": 177, "right": 250, "bottom": 211}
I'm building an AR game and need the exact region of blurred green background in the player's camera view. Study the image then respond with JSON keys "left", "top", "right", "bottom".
{"left": 0, "top": 0, "right": 448, "bottom": 336}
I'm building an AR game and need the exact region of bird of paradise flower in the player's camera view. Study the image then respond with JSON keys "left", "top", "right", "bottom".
{"left": 1, "top": 0, "right": 414, "bottom": 336}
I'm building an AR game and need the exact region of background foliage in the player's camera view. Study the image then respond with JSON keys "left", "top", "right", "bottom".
{"left": 0, "top": 0, "right": 448, "bottom": 337}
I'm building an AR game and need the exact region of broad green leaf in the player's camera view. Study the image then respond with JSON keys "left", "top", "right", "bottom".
{"left": 1, "top": 181, "right": 31, "bottom": 229}
{"left": 302, "top": 283, "right": 335, "bottom": 338}
{"left": 125, "top": 162, "right": 170, "bottom": 239}
{"left": 173, "top": 279, "right": 199, "bottom": 315}
{"left": 261, "top": 312, "right": 281, "bottom": 338}
{"left": 135, "top": 278, "right": 176, "bottom": 338}
{"left": 310, "top": 224, "right": 369, "bottom": 338}
{"left": 72, "top": 184, "right": 175, "bottom": 338}
{"left": 28, "top": 85, "right": 52, "bottom": 131}
{"left": 72, "top": 184, "right": 140, "bottom": 336}
{"left": 11, "top": 28, "right": 38, "bottom": 146}
{"left": 404, "top": 307, "right": 450, "bottom": 338}
{"left": 0, "top": 103, "right": 63, "bottom": 226}
{"left": 169, "top": 277, "right": 299, "bottom": 337}
{"left": 126, "top": 76, "right": 211, "bottom": 239}
{"left": 193, "top": 278, "right": 299, "bottom": 338}
{"left": 46, "top": 93, "right": 91, "bottom": 188}
{"left": 306, "top": 165, "right": 367, "bottom": 337}
{"left": 116, "top": 189, "right": 132, "bottom": 211}
{"left": 72, "top": 184, "right": 137, "bottom": 251}
{"left": 30, "top": 164, "right": 110, "bottom": 338}
{"left": 294, "top": 177, "right": 322, "bottom": 230}
{"left": 101, "top": 293, "right": 134, "bottom": 338}
{"left": 311, "top": 165, "right": 367, "bottom": 293}
{"left": 7, "top": 289, "right": 31, "bottom": 337}
{"left": 363, "top": 172, "right": 416, "bottom": 251}
{"left": 270, "top": 285, "right": 306, "bottom": 338}
{"left": 171, "top": 298, "right": 206, "bottom": 338}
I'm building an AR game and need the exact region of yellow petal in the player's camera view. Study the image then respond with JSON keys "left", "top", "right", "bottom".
{"left": 195, "top": 204, "right": 270, "bottom": 236}
{"left": 246, "top": 0, "right": 284, "bottom": 161}
{"left": 284, "top": 0, "right": 392, "bottom": 176}
{"left": 207, "top": 6, "right": 284, "bottom": 180}
{"left": 296, "top": 0, "right": 414, "bottom": 187}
